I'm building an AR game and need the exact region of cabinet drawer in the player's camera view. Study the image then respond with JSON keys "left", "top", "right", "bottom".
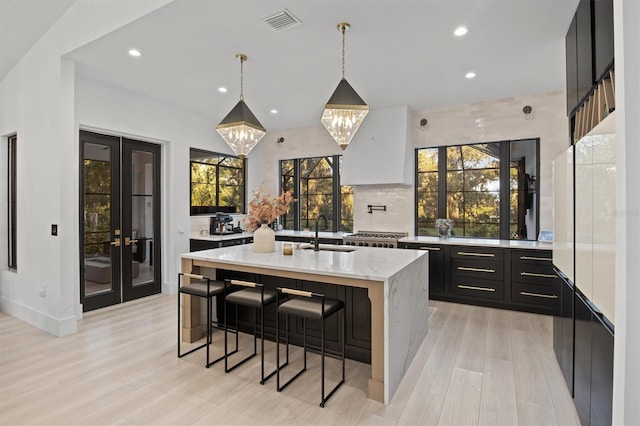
{"left": 511, "top": 249, "right": 553, "bottom": 265}
{"left": 512, "top": 282, "right": 560, "bottom": 310}
{"left": 451, "top": 277, "right": 504, "bottom": 301}
{"left": 451, "top": 246, "right": 504, "bottom": 261}
{"left": 512, "top": 263, "right": 558, "bottom": 286}
{"left": 452, "top": 258, "right": 504, "bottom": 280}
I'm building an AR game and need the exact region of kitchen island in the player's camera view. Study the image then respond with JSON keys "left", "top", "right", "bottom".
{"left": 180, "top": 242, "right": 429, "bottom": 403}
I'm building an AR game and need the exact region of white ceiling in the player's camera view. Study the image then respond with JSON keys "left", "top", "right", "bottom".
{"left": 4, "top": 0, "right": 580, "bottom": 131}
{"left": 0, "top": 0, "right": 76, "bottom": 80}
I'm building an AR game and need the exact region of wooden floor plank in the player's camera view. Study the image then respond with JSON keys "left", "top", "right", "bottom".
{"left": 0, "top": 297, "right": 579, "bottom": 425}
{"left": 437, "top": 367, "right": 483, "bottom": 426}
{"left": 478, "top": 357, "right": 519, "bottom": 425}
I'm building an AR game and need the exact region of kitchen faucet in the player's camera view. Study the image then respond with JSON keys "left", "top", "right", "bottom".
{"left": 313, "top": 214, "right": 328, "bottom": 251}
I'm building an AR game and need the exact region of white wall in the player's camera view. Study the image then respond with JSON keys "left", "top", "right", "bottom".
{"left": 259, "top": 91, "right": 567, "bottom": 235}
{"left": 414, "top": 90, "right": 568, "bottom": 233}
{"left": 0, "top": 0, "right": 174, "bottom": 336}
{"left": 613, "top": 0, "right": 640, "bottom": 423}
{"left": 75, "top": 76, "right": 233, "bottom": 296}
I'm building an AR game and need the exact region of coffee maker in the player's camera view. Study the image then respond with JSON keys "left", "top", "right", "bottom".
{"left": 209, "top": 213, "right": 233, "bottom": 235}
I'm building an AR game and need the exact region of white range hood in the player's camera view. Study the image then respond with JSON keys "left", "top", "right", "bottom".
{"left": 340, "top": 105, "right": 413, "bottom": 186}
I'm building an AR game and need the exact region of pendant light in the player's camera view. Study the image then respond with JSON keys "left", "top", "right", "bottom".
{"left": 321, "top": 22, "right": 369, "bottom": 150}
{"left": 216, "top": 54, "right": 266, "bottom": 159}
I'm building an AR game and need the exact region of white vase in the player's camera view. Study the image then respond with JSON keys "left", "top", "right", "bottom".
{"left": 253, "top": 223, "right": 275, "bottom": 253}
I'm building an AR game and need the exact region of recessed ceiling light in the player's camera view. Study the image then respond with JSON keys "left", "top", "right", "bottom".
{"left": 128, "top": 49, "right": 142, "bottom": 57}
{"left": 270, "top": 109, "right": 278, "bottom": 114}
{"left": 218, "top": 87, "right": 228, "bottom": 93}
{"left": 454, "top": 26, "right": 468, "bottom": 37}
{"left": 465, "top": 71, "right": 476, "bottom": 79}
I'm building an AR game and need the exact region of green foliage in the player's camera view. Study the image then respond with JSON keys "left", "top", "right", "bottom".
{"left": 417, "top": 144, "right": 503, "bottom": 238}
{"left": 190, "top": 154, "right": 245, "bottom": 211}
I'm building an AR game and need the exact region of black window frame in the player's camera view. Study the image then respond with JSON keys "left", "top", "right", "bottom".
{"left": 415, "top": 138, "right": 540, "bottom": 240}
{"left": 278, "top": 155, "right": 352, "bottom": 232}
{"left": 190, "top": 148, "right": 246, "bottom": 215}
{"left": 8, "top": 134, "right": 17, "bottom": 270}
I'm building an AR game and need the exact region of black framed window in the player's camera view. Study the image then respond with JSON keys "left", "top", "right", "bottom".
{"left": 8, "top": 134, "right": 17, "bottom": 269}
{"left": 279, "top": 155, "right": 352, "bottom": 232}
{"left": 416, "top": 148, "right": 439, "bottom": 236}
{"left": 190, "top": 148, "right": 245, "bottom": 215}
{"left": 416, "top": 139, "right": 539, "bottom": 240}
{"left": 446, "top": 143, "right": 501, "bottom": 238}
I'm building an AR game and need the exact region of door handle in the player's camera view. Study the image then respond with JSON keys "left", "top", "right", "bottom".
{"left": 124, "top": 237, "right": 139, "bottom": 246}
{"left": 110, "top": 238, "right": 121, "bottom": 247}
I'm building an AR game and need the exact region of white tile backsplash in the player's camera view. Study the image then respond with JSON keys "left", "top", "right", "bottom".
{"left": 353, "top": 185, "right": 414, "bottom": 234}
{"left": 255, "top": 90, "right": 567, "bottom": 236}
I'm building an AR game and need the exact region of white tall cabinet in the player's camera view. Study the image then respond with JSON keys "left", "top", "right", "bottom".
{"left": 574, "top": 112, "right": 616, "bottom": 324}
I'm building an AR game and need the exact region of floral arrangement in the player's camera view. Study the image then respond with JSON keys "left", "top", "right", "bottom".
{"left": 435, "top": 218, "right": 454, "bottom": 238}
{"left": 244, "top": 185, "right": 296, "bottom": 232}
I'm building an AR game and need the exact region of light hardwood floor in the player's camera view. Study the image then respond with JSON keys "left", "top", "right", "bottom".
{"left": 0, "top": 295, "right": 579, "bottom": 425}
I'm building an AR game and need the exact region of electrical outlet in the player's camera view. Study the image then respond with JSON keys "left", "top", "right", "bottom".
{"left": 38, "top": 286, "right": 46, "bottom": 298}
{"left": 51, "top": 224, "right": 58, "bottom": 236}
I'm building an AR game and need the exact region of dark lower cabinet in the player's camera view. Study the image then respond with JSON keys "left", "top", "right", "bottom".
{"left": 575, "top": 292, "right": 593, "bottom": 425}
{"left": 590, "top": 314, "right": 614, "bottom": 426}
{"left": 190, "top": 237, "right": 252, "bottom": 251}
{"left": 573, "top": 291, "right": 614, "bottom": 426}
{"left": 214, "top": 269, "right": 371, "bottom": 363}
{"left": 554, "top": 273, "right": 575, "bottom": 395}
{"left": 399, "top": 243, "right": 447, "bottom": 298}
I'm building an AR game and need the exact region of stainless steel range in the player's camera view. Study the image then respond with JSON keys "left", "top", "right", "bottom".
{"left": 342, "top": 231, "right": 408, "bottom": 248}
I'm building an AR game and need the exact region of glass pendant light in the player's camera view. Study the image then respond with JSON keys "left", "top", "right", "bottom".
{"left": 321, "top": 22, "right": 369, "bottom": 150}
{"left": 216, "top": 54, "right": 266, "bottom": 159}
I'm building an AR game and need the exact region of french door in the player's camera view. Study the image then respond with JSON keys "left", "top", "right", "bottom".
{"left": 80, "top": 130, "right": 162, "bottom": 311}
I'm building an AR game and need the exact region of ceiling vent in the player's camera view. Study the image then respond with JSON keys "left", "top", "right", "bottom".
{"left": 262, "top": 9, "right": 301, "bottom": 30}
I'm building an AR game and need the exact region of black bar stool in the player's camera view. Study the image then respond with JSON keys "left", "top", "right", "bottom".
{"left": 224, "top": 279, "right": 279, "bottom": 384}
{"left": 276, "top": 287, "right": 346, "bottom": 407}
{"left": 177, "top": 272, "right": 234, "bottom": 367}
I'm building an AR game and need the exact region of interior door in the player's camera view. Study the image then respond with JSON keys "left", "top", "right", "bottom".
{"left": 80, "top": 131, "right": 162, "bottom": 311}
{"left": 121, "top": 138, "right": 162, "bottom": 302}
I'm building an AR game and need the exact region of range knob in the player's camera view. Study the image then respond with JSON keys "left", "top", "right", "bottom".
{"left": 364, "top": 242, "right": 369, "bottom": 247}
{"left": 383, "top": 243, "right": 388, "bottom": 248}
{"left": 358, "top": 242, "right": 364, "bottom": 246}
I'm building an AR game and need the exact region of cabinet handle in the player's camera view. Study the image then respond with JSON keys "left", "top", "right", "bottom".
{"left": 521, "top": 272, "right": 557, "bottom": 278}
{"left": 520, "top": 291, "right": 558, "bottom": 299}
{"left": 457, "top": 251, "right": 495, "bottom": 257}
{"left": 520, "top": 256, "right": 552, "bottom": 261}
{"left": 457, "top": 266, "right": 495, "bottom": 273}
{"left": 420, "top": 247, "right": 441, "bottom": 251}
{"left": 458, "top": 284, "right": 496, "bottom": 292}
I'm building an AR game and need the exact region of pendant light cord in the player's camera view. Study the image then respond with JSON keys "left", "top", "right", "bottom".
{"left": 239, "top": 56, "right": 244, "bottom": 101}
{"left": 341, "top": 25, "right": 346, "bottom": 79}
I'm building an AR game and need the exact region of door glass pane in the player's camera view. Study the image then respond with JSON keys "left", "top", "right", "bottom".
{"left": 131, "top": 150, "right": 154, "bottom": 287}
{"left": 83, "top": 143, "right": 113, "bottom": 296}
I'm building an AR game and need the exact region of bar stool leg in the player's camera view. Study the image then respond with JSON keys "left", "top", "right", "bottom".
{"left": 303, "top": 318, "right": 307, "bottom": 370}
{"left": 260, "top": 306, "right": 265, "bottom": 384}
{"left": 320, "top": 315, "right": 325, "bottom": 407}
{"left": 206, "top": 292, "right": 211, "bottom": 367}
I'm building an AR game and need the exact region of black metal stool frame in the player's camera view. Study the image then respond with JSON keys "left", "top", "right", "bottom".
{"left": 224, "top": 279, "right": 283, "bottom": 385}
{"left": 177, "top": 272, "right": 237, "bottom": 368}
{"left": 275, "top": 288, "right": 346, "bottom": 407}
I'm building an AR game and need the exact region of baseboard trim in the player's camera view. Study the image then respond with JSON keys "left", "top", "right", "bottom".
{"left": 0, "top": 296, "right": 78, "bottom": 337}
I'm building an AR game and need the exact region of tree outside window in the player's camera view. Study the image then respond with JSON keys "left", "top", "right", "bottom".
{"left": 279, "top": 155, "right": 352, "bottom": 232}
{"left": 190, "top": 149, "right": 245, "bottom": 215}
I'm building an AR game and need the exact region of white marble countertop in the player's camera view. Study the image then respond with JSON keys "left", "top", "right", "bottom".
{"left": 399, "top": 236, "right": 551, "bottom": 250}
{"left": 189, "top": 230, "right": 549, "bottom": 250}
{"left": 182, "top": 241, "right": 427, "bottom": 282}
{"left": 190, "top": 229, "right": 345, "bottom": 242}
